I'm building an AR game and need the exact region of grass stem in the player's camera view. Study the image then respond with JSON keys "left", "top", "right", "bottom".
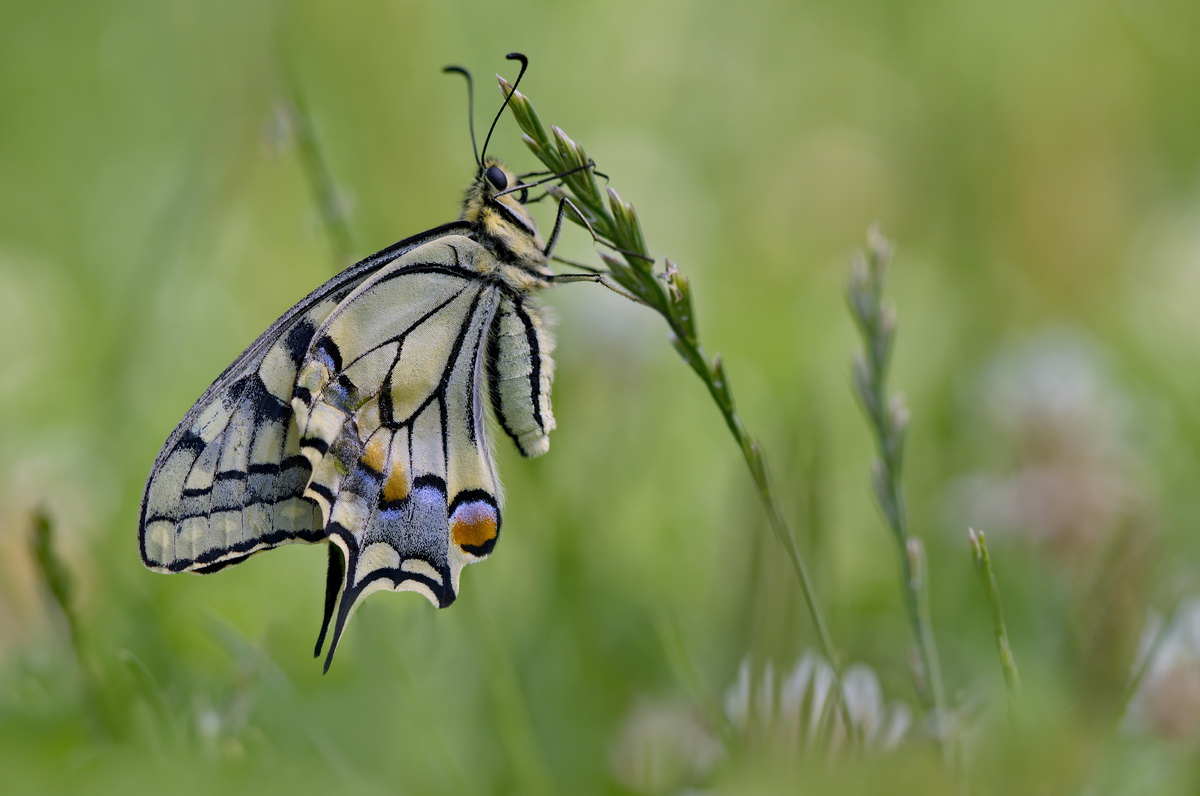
{"left": 847, "top": 229, "right": 953, "bottom": 763}
{"left": 499, "top": 77, "right": 854, "bottom": 736}
{"left": 968, "top": 528, "right": 1022, "bottom": 712}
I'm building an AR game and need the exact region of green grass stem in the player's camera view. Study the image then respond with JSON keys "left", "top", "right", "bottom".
{"left": 847, "top": 229, "right": 952, "bottom": 763}
{"left": 499, "top": 75, "right": 854, "bottom": 737}
{"left": 968, "top": 528, "right": 1023, "bottom": 712}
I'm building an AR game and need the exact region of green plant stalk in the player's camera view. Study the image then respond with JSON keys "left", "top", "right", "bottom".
{"left": 847, "top": 231, "right": 951, "bottom": 761}
{"left": 904, "top": 537, "right": 944, "bottom": 707}
{"left": 473, "top": 597, "right": 559, "bottom": 796}
{"left": 1119, "top": 607, "right": 1174, "bottom": 723}
{"left": 281, "top": 63, "right": 355, "bottom": 267}
{"left": 968, "top": 529, "right": 1022, "bottom": 709}
{"left": 657, "top": 614, "right": 738, "bottom": 747}
{"left": 499, "top": 78, "right": 854, "bottom": 734}
{"left": 30, "top": 509, "right": 110, "bottom": 736}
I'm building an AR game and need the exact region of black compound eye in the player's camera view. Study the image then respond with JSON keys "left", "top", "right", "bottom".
{"left": 485, "top": 165, "right": 508, "bottom": 191}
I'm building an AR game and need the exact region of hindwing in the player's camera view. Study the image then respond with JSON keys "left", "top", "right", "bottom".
{"left": 487, "top": 295, "right": 556, "bottom": 457}
{"left": 287, "top": 236, "right": 507, "bottom": 668}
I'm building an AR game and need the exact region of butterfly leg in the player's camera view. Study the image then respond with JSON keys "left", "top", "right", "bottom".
{"left": 543, "top": 194, "right": 654, "bottom": 266}
{"left": 549, "top": 256, "right": 603, "bottom": 274}
{"left": 542, "top": 195, "right": 595, "bottom": 257}
{"left": 549, "top": 271, "right": 644, "bottom": 304}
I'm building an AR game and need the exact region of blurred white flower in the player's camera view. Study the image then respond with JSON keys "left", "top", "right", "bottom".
{"left": 1125, "top": 599, "right": 1200, "bottom": 741}
{"left": 979, "top": 330, "right": 1128, "bottom": 449}
{"left": 948, "top": 329, "right": 1144, "bottom": 555}
{"left": 724, "top": 653, "right": 910, "bottom": 754}
{"left": 610, "top": 653, "right": 910, "bottom": 793}
{"left": 609, "top": 698, "right": 722, "bottom": 794}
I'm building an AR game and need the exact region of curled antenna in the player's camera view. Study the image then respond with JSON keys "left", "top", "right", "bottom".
{"left": 442, "top": 64, "right": 479, "bottom": 165}
{"left": 479, "top": 52, "right": 529, "bottom": 165}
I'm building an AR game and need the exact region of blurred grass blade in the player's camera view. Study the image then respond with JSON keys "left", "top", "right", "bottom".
{"left": 278, "top": 57, "right": 355, "bottom": 268}
{"left": 30, "top": 508, "right": 112, "bottom": 736}
{"left": 968, "top": 529, "right": 1022, "bottom": 710}
{"left": 31, "top": 508, "right": 74, "bottom": 625}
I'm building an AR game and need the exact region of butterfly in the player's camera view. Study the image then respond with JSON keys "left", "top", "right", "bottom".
{"left": 138, "top": 53, "right": 594, "bottom": 670}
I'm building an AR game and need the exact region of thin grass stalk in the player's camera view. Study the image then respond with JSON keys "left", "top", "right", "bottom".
{"left": 280, "top": 63, "right": 354, "bottom": 267}
{"left": 30, "top": 509, "right": 111, "bottom": 736}
{"left": 968, "top": 528, "right": 1022, "bottom": 711}
{"left": 847, "top": 229, "right": 953, "bottom": 763}
{"left": 499, "top": 77, "right": 854, "bottom": 736}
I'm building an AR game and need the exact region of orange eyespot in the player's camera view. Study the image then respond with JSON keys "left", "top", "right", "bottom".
{"left": 450, "top": 501, "right": 499, "bottom": 554}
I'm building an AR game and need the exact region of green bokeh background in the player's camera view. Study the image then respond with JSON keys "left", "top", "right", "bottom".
{"left": 4, "top": 0, "right": 1200, "bottom": 792}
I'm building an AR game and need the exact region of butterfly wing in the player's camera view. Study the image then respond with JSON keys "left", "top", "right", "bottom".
{"left": 487, "top": 294, "right": 556, "bottom": 458}
{"left": 287, "top": 235, "right": 507, "bottom": 668}
{"left": 138, "top": 223, "right": 472, "bottom": 574}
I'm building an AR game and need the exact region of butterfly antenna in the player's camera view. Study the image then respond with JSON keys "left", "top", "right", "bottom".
{"left": 479, "top": 52, "right": 529, "bottom": 164}
{"left": 443, "top": 64, "right": 479, "bottom": 166}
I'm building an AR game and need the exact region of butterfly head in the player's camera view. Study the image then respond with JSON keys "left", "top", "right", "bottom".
{"left": 461, "top": 157, "right": 551, "bottom": 276}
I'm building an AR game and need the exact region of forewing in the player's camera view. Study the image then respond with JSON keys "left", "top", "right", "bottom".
{"left": 139, "top": 222, "right": 473, "bottom": 573}
{"left": 287, "top": 236, "right": 505, "bottom": 669}
{"left": 487, "top": 295, "right": 556, "bottom": 457}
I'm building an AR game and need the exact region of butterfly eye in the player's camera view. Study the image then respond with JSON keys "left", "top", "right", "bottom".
{"left": 485, "top": 165, "right": 508, "bottom": 191}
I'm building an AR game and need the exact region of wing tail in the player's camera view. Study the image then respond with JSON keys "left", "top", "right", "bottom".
{"left": 313, "top": 542, "right": 346, "bottom": 660}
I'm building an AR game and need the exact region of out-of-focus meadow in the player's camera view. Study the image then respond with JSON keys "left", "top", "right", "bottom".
{"left": 4, "top": 0, "right": 1200, "bottom": 792}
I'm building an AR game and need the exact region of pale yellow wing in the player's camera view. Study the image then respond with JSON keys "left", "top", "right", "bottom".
{"left": 287, "top": 235, "right": 508, "bottom": 669}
